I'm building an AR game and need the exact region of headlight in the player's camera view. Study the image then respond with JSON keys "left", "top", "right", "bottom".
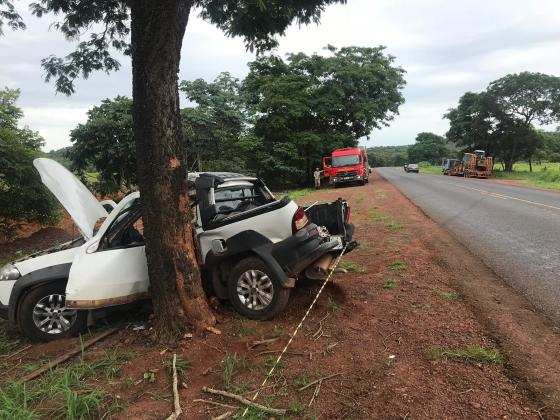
{"left": 0, "top": 264, "right": 20, "bottom": 281}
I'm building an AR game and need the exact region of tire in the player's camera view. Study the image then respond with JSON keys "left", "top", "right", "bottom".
{"left": 18, "top": 282, "right": 87, "bottom": 342}
{"left": 227, "top": 257, "right": 290, "bottom": 320}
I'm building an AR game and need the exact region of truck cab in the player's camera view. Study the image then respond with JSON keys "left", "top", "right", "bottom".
{"left": 323, "top": 147, "right": 370, "bottom": 186}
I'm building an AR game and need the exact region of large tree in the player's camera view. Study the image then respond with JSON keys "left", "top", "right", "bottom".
{"left": 446, "top": 72, "right": 560, "bottom": 171}
{"left": 1, "top": 0, "right": 347, "bottom": 341}
{"left": 407, "top": 132, "right": 450, "bottom": 165}
{"left": 0, "top": 87, "right": 59, "bottom": 238}
{"left": 243, "top": 46, "right": 406, "bottom": 186}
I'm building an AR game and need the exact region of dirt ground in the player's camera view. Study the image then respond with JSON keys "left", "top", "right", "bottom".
{"left": 1, "top": 170, "right": 560, "bottom": 419}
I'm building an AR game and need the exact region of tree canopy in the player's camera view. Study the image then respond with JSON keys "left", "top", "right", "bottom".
{"left": 445, "top": 72, "right": 560, "bottom": 171}
{"left": 407, "top": 132, "right": 450, "bottom": 165}
{"left": 243, "top": 46, "right": 406, "bottom": 186}
{"left": 0, "top": 87, "right": 59, "bottom": 237}
{"left": 69, "top": 96, "right": 135, "bottom": 194}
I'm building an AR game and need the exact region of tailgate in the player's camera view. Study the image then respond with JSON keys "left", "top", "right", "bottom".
{"left": 305, "top": 198, "right": 357, "bottom": 252}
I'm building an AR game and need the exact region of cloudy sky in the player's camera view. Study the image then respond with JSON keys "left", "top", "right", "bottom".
{"left": 1, "top": 0, "right": 560, "bottom": 151}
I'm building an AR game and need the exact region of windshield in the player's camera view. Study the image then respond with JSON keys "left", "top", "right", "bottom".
{"left": 332, "top": 155, "right": 360, "bottom": 167}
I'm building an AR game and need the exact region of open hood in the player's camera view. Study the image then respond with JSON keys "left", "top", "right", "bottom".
{"left": 33, "top": 158, "right": 108, "bottom": 240}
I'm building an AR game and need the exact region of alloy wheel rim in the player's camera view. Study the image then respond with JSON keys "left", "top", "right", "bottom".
{"left": 32, "top": 294, "right": 77, "bottom": 334}
{"left": 236, "top": 269, "right": 274, "bottom": 310}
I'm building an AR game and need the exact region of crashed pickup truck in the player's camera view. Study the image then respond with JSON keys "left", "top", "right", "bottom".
{"left": 0, "top": 159, "right": 357, "bottom": 341}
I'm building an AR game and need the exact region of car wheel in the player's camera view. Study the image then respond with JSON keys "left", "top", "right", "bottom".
{"left": 18, "top": 282, "right": 87, "bottom": 342}
{"left": 228, "top": 257, "right": 290, "bottom": 320}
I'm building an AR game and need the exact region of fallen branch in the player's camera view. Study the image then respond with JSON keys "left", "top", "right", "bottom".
{"left": 166, "top": 354, "right": 182, "bottom": 420}
{"left": 22, "top": 326, "right": 120, "bottom": 382}
{"left": 202, "top": 387, "right": 287, "bottom": 416}
{"left": 212, "top": 411, "right": 234, "bottom": 420}
{"left": 2, "top": 344, "right": 31, "bottom": 360}
{"left": 248, "top": 337, "right": 279, "bottom": 350}
{"left": 299, "top": 373, "right": 342, "bottom": 391}
{"left": 193, "top": 399, "right": 239, "bottom": 410}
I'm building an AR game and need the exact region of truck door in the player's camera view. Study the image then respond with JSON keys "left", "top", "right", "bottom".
{"left": 66, "top": 196, "right": 149, "bottom": 309}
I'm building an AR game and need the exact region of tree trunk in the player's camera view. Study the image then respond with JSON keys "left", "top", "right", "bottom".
{"left": 504, "top": 159, "right": 514, "bottom": 172}
{"left": 529, "top": 158, "right": 533, "bottom": 172}
{"left": 130, "top": 0, "right": 215, "bottom": 342}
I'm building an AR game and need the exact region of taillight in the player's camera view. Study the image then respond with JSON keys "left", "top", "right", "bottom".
{"left": 345, "top": 205, "right": 351, "bottom": 222}
{"left": 292, "top": 207, "right": 309, "bottom": 233}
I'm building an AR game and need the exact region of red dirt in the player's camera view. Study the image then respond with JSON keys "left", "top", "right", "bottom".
{"left": 2, "top": 171, "right": 560, "bottom": 419}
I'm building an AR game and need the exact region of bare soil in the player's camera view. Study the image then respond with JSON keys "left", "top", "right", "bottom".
{"left": 1, "top": 170, "right": 559, "bottom": 419}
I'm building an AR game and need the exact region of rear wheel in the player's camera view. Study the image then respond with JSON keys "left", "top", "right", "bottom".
{"left": 18, "top": 282, "right": 87, "bottom": 342}
{"left": 228, "top": 257, "right": 290, "bottom": 320}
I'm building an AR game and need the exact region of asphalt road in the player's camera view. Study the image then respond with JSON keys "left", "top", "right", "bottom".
{"left": 377, "top": 167, "right": 560, "bottom": 325}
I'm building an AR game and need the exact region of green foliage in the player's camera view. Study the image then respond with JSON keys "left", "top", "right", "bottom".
{"left": 221, "top": 353, "right": 248, "bottom": 390}
{"left": 426, "top": 346, "right": 504, "bottom": 364}
{"left": 493, "top": 161, "right": 560, "bottom": 190}
{"left": 408, "top": 132, "right": 452, "bottom": 165}
{"left": 388, "top": 260, "right": 407, "bottom": 271}
{"left": 446, "top": 72, "right": 560, "bottom": 171}
{"left": 69, "top": 96, "right": 135, "bottom": 194}
{"left": 180, "top": 72, "right": 249, "bottom": 173}
{"left": 339, "top": 260, "right": 365, "bottom": 273}
{"left": 367, "top": 145, "right": 409, "bottom": 167}
{"left": 243, "top": 46, "right": 405, "bottom": 187}
{"left": 383, "top": 279, "right": 397, "bottom": 290}
{"left": 437, "top": 291, "right": 459, "bottom": 301}
{"left": 0, "top": 87, "right": 59, "bottom": 237}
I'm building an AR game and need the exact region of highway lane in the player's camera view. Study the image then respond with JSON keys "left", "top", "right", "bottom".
{"left": 377, "top": 167, "right": 560, "bottom": 325}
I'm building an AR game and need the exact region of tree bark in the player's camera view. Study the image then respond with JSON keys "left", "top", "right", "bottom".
{"left": 130, "top": 0, "right": 215, "bottom": 342}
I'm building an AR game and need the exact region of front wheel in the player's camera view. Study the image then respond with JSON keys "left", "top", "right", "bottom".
{"left": 228, "top": 257, "right": 290, "bottom": 320}
{"left": 18, "top": 282, "right": 87, "bottom": 342}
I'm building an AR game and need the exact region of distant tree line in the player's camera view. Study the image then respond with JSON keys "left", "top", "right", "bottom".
{"left": 64, "top": 46, "right": 405, "bottom": 193}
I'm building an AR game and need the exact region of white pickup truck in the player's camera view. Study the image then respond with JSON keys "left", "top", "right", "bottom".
{"left": 0, "top": 159, "right": 356, "bottom": 341}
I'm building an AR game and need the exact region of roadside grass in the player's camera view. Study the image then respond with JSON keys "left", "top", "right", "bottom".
{"left": 387, "top": 221, "right": 405, "bottom": 231}
{"left": 418, "top": 162, "right": 442, "bottom": 174}
{"left": 437, "top": 290, "right": 460, "bottom": 301}
{"left": 388, "top": 260, "right": 407, "bottom": 271}
{"left": 327, "top": 296, "right": 341, "bottom": 313}
{"left": 284, "top": 188, "right": 314, "bottom": 201}
{"left": 493, "top": 162, "right": 560, "bottom": 190}
{"left": 339, "top": 260, "right": 365, "bottom": 273}
{"left": 234, "top": 320, "right": 257, "bottom": 337}
{"left": 383, "top": 279, "right": 397, "bottom": 290}
{"left": 221, "top": 353, "right": 249, "bottom": 390}
{"left": 0, "top": 348, "right": 134, "bottom": 419}
{"left": 369, "top": 209, "right": 390, "bottom": 222}
{"left": 426, "top": 346, "right": 504, "bottom": 364}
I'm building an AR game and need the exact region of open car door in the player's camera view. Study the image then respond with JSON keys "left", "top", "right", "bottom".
{"left": 65, "top": 194, "right": 149, "bottom": 309}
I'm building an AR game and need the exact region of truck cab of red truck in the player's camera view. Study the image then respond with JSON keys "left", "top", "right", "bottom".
{"left": 323, "top": 147, "right": 370, "bottom": 186}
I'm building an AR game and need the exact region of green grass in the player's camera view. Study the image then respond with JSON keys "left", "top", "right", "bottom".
{"left": 426, "top": 346, "right": 505, "bottom": 364}
{"left": 493, "top": 162, "right": 560, "bottom": 190}
{"left": 388, "top": 260, "right": 407, "bottom": 271}
{"left": 327, "top": 296, "right": 341, "bottom": 313}
{"left": 437, "top": 290, "right": 460, "bottom": 301}
{"left": 0, "top": 348, "right": 133, "bottom": 419}
{"left": 284, "top": 188, "right": 314, "bottom": 201}
{"left": 293, "top": 373, "right": 310, "bottom": 389}
{"left": 339, "top": 260, "right": 365, "bottom": 273}
{"left": 0, "top": 328, "right": 20, "bottom": 356}
{"left": 221, "top": 353, "right": 249, "bottom": 390}
{"left": 387, "top": 221, "right": 405, "bottom": 231}
{"left": 418, "top": 162, "right": 443, "bottom": 174}
{"left": 383, "top": 279, "right": 397, "bottom": 290}
{"left": 368, "top": 209, "right": 390, "bottom": 222}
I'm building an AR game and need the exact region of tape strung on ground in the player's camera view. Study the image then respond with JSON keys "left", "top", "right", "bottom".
{"left": 243, "top": 243, "right": 348, "bottom": 416}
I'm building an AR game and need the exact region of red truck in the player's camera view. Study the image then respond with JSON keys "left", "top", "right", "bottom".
{"left": 322, "top": 147, "right": 370, "bottom": 186}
